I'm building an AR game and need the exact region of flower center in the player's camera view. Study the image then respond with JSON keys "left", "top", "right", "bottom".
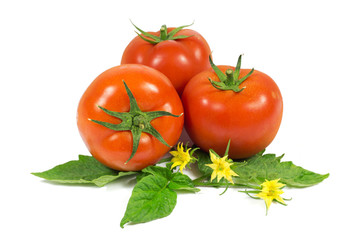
{"left": 217, "top": 162, "right": 226, "bottom": 171}
{"left": 268, "top": 189, "right": 276, "bottom": 196}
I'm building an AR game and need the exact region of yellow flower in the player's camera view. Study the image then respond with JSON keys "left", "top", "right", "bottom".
{"left": 206, "top": 151, "right": 238, "bottom": 184}
{"left": 169, "top": 143, "right": 192, "bottom": 173}
{"left": 255, "top": 179, "right": 286, "bottom": 213}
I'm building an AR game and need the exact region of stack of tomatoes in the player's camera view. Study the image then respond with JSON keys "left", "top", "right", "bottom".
{"left": 77, "top": 23, "right": 283, "bottom": 172}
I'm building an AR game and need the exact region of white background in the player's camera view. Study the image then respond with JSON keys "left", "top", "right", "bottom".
{"left": 1, "top": 0, "right": 359, "bottom": 239}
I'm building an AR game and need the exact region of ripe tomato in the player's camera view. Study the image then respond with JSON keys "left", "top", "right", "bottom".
{"left": 121, "top": 23, "right": 211, "bottom": 95}
{"left": 182, "top": 55, "right": 283, "bottom": 159}
{"left": 77, "top": 64, "right": 184, "bottom": 171}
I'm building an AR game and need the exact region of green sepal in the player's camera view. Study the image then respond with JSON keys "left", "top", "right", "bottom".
{"left": 208, "top": 56, "right": 226, "bottom": 81}
{"left": 146, "top": 111, "right": 183, "bottom": 119}
{"left": 131, "top": 20, "right": 160, "bottom": 40}
{"left": 142, "top": 125, "right": 171, "bottom": 148}
{"left": 166, "top": 22, "right": 194, "bottom": 38}
{"left": 128, "top": 127, "right": 142, "bottom": 163}
{"left": 131, "top": 21, "right": 194, "bottom": 44}
{"left": 224, "top": 139, "right": 231, "bottom": 156}
{"left": 135, "top": 33, "right": 159, "bottom": 44}
{"left": 90, "top": 81, "right": 182, "bottom": 164}
{"left": 208, "top": 54, "right": 255, "bottom": 93}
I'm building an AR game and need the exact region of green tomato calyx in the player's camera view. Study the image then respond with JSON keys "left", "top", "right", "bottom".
{"left": 208, "top": 54, "right": 254, "bottom": 93}
{"left": 90, "top": 81, "right": 182, "bottom": 164}
{"left": 131, "top": 20, "right": 194, "bottom": 44}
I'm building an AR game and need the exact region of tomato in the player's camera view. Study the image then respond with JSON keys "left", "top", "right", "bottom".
{"left": 121, "top": 23, "right": 211, "bottom": 95}
{"left": 77, "top": 64, "right": 184, "bottom": 171}
{"left": 181, "top": 55, "right": 283, "bottom": 159}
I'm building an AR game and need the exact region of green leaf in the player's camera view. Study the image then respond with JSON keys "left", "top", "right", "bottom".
{"left": 136, "top": 171, "right": 150, "bottom": 182}
{"left": 142, "top": 166, "right": 199, "bottom": 192}
{"left": 195, "top": 149, "right": 213, "bottom": 176}
{"left": 168, "top": 172, "right": 200, "bottom": 192}
{"left": 142, "top": 165, "right": 173, "bottom": 180}
{"left": 121, "top": 165, "right": 199, "bottom": 227}
{"left": 120, "top": 175, "right": 177, "bottom": 228}
{"left": 232, "top": 152, "right": 329, "bottom": 188}
{"left": 32, "top": 155, "right": 136, "bottom": 187}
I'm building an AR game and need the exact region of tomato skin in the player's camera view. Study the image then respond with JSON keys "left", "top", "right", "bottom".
{"left": 181, "top": 66, "right": 283, "bottom": 159}
{"left": 121, "top": 28, "right": 211, "bottom": 95}
{"left": 77, "top": 64, "right": 184, "bottom": 171}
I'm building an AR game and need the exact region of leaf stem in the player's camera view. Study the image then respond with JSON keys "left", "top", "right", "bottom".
{"left": 219, "top": 185, "right": 229, "bottom": 195}
{"left": 192, "top": 175, "right": 209, "bottom": 184}
{"left": 193, "top": 180, "right": 260, "bottom": 190}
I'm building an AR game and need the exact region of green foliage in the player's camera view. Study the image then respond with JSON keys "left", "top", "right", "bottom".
{"left": 195, "top": 149, "right": 329, "bottom": 188}
{"left": 120, "top": 166, "right": 199, "bottom": 228}
{"left": 120, "top": 174, "right": 177, "bottom": 228}
{"left": 195, "top": 149, "right": 213, "bottom": 176}
{"left": 31, "top": 155, "right": 136, "bottom": 187}
{"left": 32, "top": 148, "right": 329, "bottom": 227}
{"left": 231, "top": 152, "right": 329, "bottom": 187}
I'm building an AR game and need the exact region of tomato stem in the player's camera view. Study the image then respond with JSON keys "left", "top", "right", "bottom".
{"left": 160, "top": 25, "right": 168, "bottom": 40}
{"left": 225, "top": 69, "right": 235, "bottom": 84}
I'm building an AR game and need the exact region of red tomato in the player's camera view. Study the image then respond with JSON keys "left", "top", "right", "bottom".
{"left": 77, "top": 64, "right": 184, "bottom": 171}
{"left": 181, "top": 56, "right": 283, "bottom": 159}
{"left": 121, "top": 23, "right": 211, "bottom": 95}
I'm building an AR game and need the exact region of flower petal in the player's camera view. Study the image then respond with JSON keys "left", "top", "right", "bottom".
{"left": 169, "top": 151, "right": 179, "bottom": 157}
{"left": 264, "top": 196, "right": 274, "bottom": 210}
{"left": 209, "top": 151, "right": 217, "bottom": 162}
{"left": 275, "top": 195, "right": 286, "bottom": 205}
{"left": 217, "top": 171, "right": 225, "bottom": 182}
{"left": 225, "top": 175, "right": 234, "bottom": 184}
{"left": 229, "top": 169, "right": 238, "bottom": 177}
{"left": 170, "top": 160, "right": 182, "bottom": 169}
{"left": 206, "top": 163, "right": 217, "bottom": 170}
{"left": 210, "top": 170, "right": 217, "bottom": 182}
